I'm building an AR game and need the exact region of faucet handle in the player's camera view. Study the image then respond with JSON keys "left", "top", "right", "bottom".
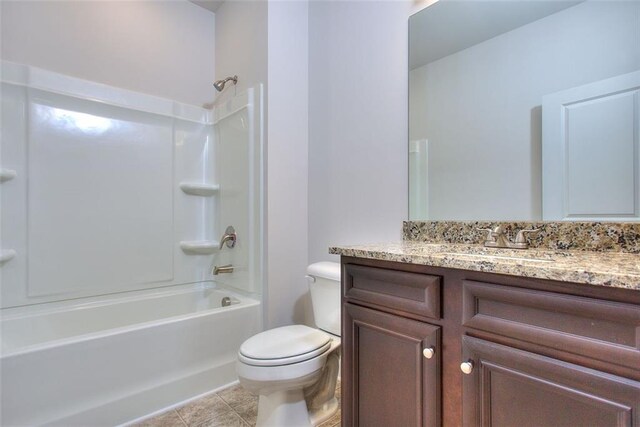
{"left": 514, "top": 228, "right": 541, "bottom": 244}
{"left": 477, "top": 228, "right": 496, "bottom": 243}
{"left": 490, "top": 225, "right": 506, "bottom": 236}
{"left": 219, "top": 225, "right": 237, "bottom": 250}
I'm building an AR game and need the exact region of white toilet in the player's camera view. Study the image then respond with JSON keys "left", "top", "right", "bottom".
{"left": 236, "top": 262, "right": 341, "bottom": 427}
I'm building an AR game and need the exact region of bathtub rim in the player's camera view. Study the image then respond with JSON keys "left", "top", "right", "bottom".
{"left": 1, "top": 282, "right": 261, "bottom": 358}
{"left": 1, "top": 280, "right": 250, "bottom": 318}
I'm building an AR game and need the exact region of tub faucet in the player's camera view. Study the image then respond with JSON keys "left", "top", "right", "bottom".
{"left": 219, "top": 226, "right": 237, "bottom": 249}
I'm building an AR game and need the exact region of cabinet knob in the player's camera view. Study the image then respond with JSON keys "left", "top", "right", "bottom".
{"left": 460, "top": 361, "right": 474, "bottom": 374}
{"left": 422, "top": 347, "right": 435, "bottom": 359}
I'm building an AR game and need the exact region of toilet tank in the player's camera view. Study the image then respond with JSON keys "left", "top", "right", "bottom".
{"left": 307, "top": 262, "right": 341, "bottom": 337}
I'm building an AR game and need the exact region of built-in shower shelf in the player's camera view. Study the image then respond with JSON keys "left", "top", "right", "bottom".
{"left": 0, "top": 249, "right": 16, "bottom": 264}
{"left": 180, "top": 241, "right": 219, "bottom": 254}
{"left": 179, "top": 182, "right": 220, "bottom": 197}
{"left": 0, "top": 168, "right": 17, "bottom": 183}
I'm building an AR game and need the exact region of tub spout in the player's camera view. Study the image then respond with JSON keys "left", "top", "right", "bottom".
{"left": 213, "top": 264, "right": 234, "bottom": 275}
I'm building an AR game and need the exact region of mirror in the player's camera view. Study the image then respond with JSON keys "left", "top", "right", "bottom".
{"left": 408, "top": 0, "right": 640, "bottom": 221}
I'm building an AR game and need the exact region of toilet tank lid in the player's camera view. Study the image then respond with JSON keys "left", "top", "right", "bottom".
{"left": 307, "top": 262, "right": 340, "bottom": 281}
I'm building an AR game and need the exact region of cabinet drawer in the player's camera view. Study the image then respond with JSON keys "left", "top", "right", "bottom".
{"left": 462, "top": 280, "right": 640, "bottom": 369}
{"left": 344, "top": 264, "right": 441, "bottom": 319}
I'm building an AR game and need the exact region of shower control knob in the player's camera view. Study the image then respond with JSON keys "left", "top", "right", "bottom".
{"left": 219, "top": 226, "right": 237, "bottom": 250}
{"left": 460, "top": 361, "right": 474, "bottom": 375}
{"left": 422, "top": 347, "right": 435, "bottom": 359}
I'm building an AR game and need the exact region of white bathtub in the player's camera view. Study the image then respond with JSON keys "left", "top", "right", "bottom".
{"left": 0, "top": 283, "right": 262, "bottom": 426}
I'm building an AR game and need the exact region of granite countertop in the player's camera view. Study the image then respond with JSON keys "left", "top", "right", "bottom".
{"left": 329, "top": 242, "right": 640, "bottom": 291}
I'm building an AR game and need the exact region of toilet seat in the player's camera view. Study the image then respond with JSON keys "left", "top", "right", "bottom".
{"left": 239, "top": 325, "right": 332, "bottom": 367}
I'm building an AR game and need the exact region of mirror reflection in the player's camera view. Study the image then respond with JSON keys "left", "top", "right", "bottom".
{"left": 409, "top": 0, "right": 640, "bottom": 221}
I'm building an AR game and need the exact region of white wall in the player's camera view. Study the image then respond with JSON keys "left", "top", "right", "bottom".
{"left": 410, "top": 1, "right": 640, "bottom": 220}
{"left": 214, "top": 0, "right": 267, "bottom": 105}
{"left": 217, "top": 0, "right": 410, "bottom": 326}
{"left": 216, "top": 0, "right": 311, "bottom": 328}
{"left": 214, "top": 0, "right": 270, "bottom": 319}
{"left": 266, "top": 0, "right": 310, "bottom": 327}
{"left": 308, "top": 0, "right": 411, "bottom": 263}
{"left": 0, "top": 0, "right": 216, "bottom": 107}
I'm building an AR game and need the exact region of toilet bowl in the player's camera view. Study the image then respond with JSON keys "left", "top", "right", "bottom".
{"left": 236, "top": 262, "right": 341, "bottom": 427}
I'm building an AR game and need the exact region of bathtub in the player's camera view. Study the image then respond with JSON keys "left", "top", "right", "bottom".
{"left": 0, "top": 283, "right": 261, "bottom": 426}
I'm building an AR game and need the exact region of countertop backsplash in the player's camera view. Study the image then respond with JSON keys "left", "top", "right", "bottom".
{"left": 403, "top": 221, "right": 640, "bottom": 254}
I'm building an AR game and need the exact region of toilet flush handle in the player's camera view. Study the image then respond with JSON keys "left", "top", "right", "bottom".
{"left": 305, "top": 275, "right": 316, "bottom": 283}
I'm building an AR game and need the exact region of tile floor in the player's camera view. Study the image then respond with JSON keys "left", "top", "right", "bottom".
{"left": 134, "top": 382, "right": 341, "bottom": 427}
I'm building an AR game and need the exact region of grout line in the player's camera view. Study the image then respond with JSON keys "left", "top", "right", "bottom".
{"left": 228, "top": 399, "right": 252, "bottom": 426}
{"left": 174, "top": 409, "right": 188, "bottom": 427}
{"left": 191, "top": 397, "right": 235, "bottom": 427}
{"left": 215, "top": 391, "right": 234, "bottom": 407}
{"left": 215, "top": 392, "right": 236, "bottom": 413}
{"left": 235, "top": 409, "right": 253, "bottom": 427}
{"left": 222, "top": 396, "right": 257, "bottom": 426}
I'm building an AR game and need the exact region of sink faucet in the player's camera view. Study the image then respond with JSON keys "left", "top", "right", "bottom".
{"left": 478, "top": 226, "right": 540, "bottom": 249}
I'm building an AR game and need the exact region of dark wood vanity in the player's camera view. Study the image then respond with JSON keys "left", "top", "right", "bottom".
{"left": 340, "top": 256, "right": 640, "bottom": 427}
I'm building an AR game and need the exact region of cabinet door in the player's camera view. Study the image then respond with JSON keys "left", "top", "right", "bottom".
{"left": 342, "top": 303, "right": 441, "bottom": 427}
{"left": 461, "top": 336, "right": 640, "bottom": 426}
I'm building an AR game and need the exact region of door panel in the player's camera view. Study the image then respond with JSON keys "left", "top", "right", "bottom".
{"left": 542, "top": 70, "right": 640, "bottom": 221}
{"left": 462, "top": 336, "right": 640, "bottom": 426}
{"left": 343, "top": 303, "right": 441, "bottom": 427}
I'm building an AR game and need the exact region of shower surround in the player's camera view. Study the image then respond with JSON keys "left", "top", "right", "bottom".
{"left": 0, "top": 61, "right": 265, "bottom": 425}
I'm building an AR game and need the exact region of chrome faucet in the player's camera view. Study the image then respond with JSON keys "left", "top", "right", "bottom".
{"left": 478, "top": 226, "right": 540, "bottom": 249}
{"left": 213, "top": 264, "right": 234, "bottom": 275}
{"left": 219, "top": 225, "right": 237, "bottom": 250}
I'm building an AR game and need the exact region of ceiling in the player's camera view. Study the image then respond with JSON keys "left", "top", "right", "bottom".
{"left": 189, "top": 0, "right": 225, "bottom": 13}
{"left": 410, "top": 0, "right": 582, "bottom": 70}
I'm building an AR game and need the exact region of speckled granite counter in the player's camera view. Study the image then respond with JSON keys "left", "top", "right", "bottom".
{"left": 329, "top": 242, "right": 640, "bottom": 291}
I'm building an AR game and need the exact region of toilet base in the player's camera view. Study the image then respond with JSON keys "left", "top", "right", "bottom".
{"left": 240, "top": 337, "right": 342, "bottom": 427}
{"left": 256, "top": 389, "right": 311, "bottom": 427}
{"left": 308, "top": 396, "right": 339, "bottom": 426}
{"left": 255, "top": 392, "right": 339, "bottom": 427}
{"left": 306, "top": 347, "right": 340, "bottom": 425}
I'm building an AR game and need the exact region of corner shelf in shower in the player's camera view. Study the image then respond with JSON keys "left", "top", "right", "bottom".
{"left": 0, "top": 249, "right": 16, "bottom": 264}
{"left": 179, "top": 182, "right": 220, "bottom": 197}
{"left": 180, "top": 241, "right": 219, "bottom": 254}
{"left": 0, "top": 168, "right": 17, "bottom": 183}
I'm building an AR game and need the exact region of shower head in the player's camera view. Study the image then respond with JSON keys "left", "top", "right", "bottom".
{"left": 213, "top": 75, "right": 238, "bottom": 92}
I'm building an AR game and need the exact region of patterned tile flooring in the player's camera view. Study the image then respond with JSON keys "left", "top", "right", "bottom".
{"left": 134, "top": 382, "right": 341, "bottom": 427}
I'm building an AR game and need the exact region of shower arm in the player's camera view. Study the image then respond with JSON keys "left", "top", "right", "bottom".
{"left": 213, "top": 75, "right": 238, "bottom": 92}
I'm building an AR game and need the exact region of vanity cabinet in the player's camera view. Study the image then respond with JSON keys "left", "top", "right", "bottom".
{"left": 343, "top": 304, "right": 440, "bottom": 427}
{"left": 461, "top": 336, "right": 640, "bottom": 426}
{"left": 341, "top": 263, "right": 443, "bottom": 426}
{"left": 340, "top": 257, "right": 640, "bottom": 427}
